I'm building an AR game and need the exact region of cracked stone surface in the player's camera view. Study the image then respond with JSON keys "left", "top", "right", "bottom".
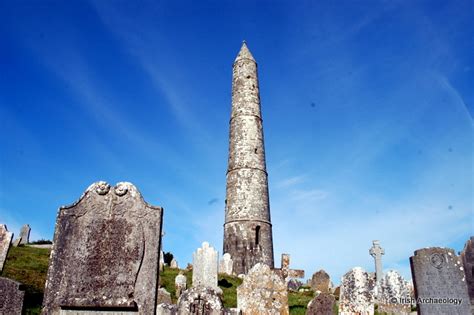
{"left": 0, "top": 277, "right": 25, "bottom": 314}
{"left": 377, "top": 270, "right": 411, "bottom": 315}
{"left": 237, "top": 263, "right": 288, "bottom": 315}
{"left": 42, "top": 181, "right": 163, "bottom": 315}
{"left": 339, "top": 267, "right": 375, "bottom": 315}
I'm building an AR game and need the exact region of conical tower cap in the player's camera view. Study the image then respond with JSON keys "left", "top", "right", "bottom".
{"left": 234, "top": 41, "right": 255, "bottom": 63}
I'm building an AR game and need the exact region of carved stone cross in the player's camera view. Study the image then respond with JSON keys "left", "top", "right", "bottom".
{"left": 369, "top": 240, "right": 385, "bottom": 283}
{"left": 190, "top": 294, "right": 211, "bottom": 315}
{"left": 274, "top": 253, "right": 304, "bottom": 281}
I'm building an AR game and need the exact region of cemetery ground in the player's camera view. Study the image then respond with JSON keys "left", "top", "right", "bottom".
{"left": 1, "top": 245, "right": 330, "bottom": 315}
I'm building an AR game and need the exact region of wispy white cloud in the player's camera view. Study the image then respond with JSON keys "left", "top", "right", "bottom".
{"left": 289, "top": 188, "right": 328, "bottom": 202}
{"left": 275, "top": 174, "right": 307, "bottom": 189}
{"left": 90, "top": 2, "right": 211, "bottom": 145}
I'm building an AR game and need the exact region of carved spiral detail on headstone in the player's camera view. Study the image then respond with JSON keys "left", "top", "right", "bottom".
{"left": 114, "top": 184, "right": 128, "bottom": 196}
{"left": 95, "top": 182, "right": 110, "bottom": 195}
{"left": 430, "top": 253, "right": 445, "bottom": 269}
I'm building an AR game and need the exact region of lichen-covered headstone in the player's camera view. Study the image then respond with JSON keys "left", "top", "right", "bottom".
{"left": 237, "top": 263, "right": 289, "bottom": 315}
{"left": 42, "top": 181, "right": 163, "bottom": 314}
{"left": 339, "top": 267, "right": 375, "bottom": 315}
{"left": 18, "top": 224, "right": 30, "bottom": 245}
{"left": 192, "top": 242, "right": 220, "bottom": 293}
{"left": 219, "top": 253, "right": 233, "bottom": 276}
{"left": 0, "top": 224, "right": 13, "bottom": 272}
{"left": 175, "top": 272, "right": 187, "bottom": 298}
{"left": 0, "top": 277, "right": 25, "bottom": 314}
{"left": 378, "top": 270, "right": 411, "bottom": 315}
{"left": 177, "top": 286, "right": 224, "bottom": 315}
{"left": 410, "top": 247, "right": 471, "bottom": 314}
{"left": 460, "top": 236, "right": 474, "bottom": 306}
{"left": 306, "top": 293, "right": 335, "bottom": 315}
{"left": 310, "top": 270, "right": 331, "bottom": 293}
{"left": 171, "top": 258, "right": 179, "bottom": 269}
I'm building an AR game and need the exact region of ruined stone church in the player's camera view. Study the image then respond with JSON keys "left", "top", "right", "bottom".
{"left": 223, "top": 42, "right": 274, "bottom": 275}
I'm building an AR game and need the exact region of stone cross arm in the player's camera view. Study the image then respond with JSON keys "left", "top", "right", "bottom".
{"left": 274, "top": 253, "right": 305, "bottom": 280}
{"left": 369, "top": 241, "right": 385, "bottom": 258}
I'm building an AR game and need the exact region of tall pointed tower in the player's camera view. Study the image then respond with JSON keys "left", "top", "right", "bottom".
{"left": 223, "top": 42, "right": 274, "bottom": 275}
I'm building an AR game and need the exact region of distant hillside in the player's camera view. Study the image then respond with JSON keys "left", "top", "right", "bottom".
{"left": 1, "top": 246, "right": 317, "bottom": 314}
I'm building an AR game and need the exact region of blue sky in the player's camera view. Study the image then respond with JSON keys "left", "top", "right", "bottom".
{"left": 0, "top": 0, "right": 472, "bottom": 285}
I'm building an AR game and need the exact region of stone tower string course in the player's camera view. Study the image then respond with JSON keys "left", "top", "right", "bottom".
{"left": 223, "top": 41, "right": 274, "bottom": 275}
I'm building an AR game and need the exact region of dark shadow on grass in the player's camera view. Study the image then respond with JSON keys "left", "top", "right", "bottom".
{"left": 23, "top": 287, "right": 43, "bottom": 315}
{"left": 218, "top": 278, "right": 233, "bottom": 288}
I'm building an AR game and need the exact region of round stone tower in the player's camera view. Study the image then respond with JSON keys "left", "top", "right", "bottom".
{"left": 223, "top": 42, "right": 274, "bottom": 275}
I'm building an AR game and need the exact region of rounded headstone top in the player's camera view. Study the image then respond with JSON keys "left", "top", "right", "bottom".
{"left": 61, "top": 181, "right": 162, "bottom": 211}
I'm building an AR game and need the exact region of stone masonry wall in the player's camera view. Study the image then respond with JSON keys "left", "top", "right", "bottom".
{"left": 223, "top": 42, "right": 274, "bottom": 275}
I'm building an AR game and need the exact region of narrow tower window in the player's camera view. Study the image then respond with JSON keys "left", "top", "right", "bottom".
{"left": 255, "top": 225, "right": 261, "bottom": 245}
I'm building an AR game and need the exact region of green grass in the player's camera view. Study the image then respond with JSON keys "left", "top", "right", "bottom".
{"left": 288, "top": 290, "right": 314, "bottom": 314}
{"left": 158, "top": 267, "right": 193, "bottom": 303}
{"left": 1, "top": 245, "right": 50, "bottom": 315}
{"left": 2, "top": 246, "right": 326, "bottom": 314}
{"left": 217, "top": 273, "right": 242, "bottom": 307}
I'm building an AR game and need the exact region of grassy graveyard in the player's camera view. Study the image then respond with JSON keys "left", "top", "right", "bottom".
{"left": 2, "top": 245, "right": 340, "bottom": 314}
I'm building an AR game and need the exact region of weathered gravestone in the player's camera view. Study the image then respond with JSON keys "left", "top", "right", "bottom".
{"left": 42, "top": 181, "right": 163, "bottom": 315}
{"left": 237, "top": 263, "right": 289, "bottom": 315}
{"left": 192, "top": 242, "right": 221, "bottom": 293}
{"left": 219, "top": 253, "right": 233, "bottom": 276}
{"left": 306, "top": 293, "right": 335, "bottom": 315}
{"left": 177, "top": 286, "right": 224, "bottom": 315}
{"left": 0, "top": 224, "right": 13, "bottom": 272}
{"left": 339, "top": 267, "right": 375, "bottom": 315}
{"left": 378, "top": 270, "right": 411, "bottom": 315}
{"left": 410, "top": 247, "right": 471, "bottom": 315}
{"left": 460, "top": 236, "right": 474, "bottom": 306}
{"left": 0, "top": 277, "right": 25, "bottom": 315}
{"left": 310, "top": 270, "right": 331, "bottom": 293}
{"left": 175, "top": 272, "right": 188, "bottom": 298}
{"left": 18, "top": 224, "right": 31, "bottom": 245}
{"left": 171, "top": 258, "right": 179, "bottom": 269}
